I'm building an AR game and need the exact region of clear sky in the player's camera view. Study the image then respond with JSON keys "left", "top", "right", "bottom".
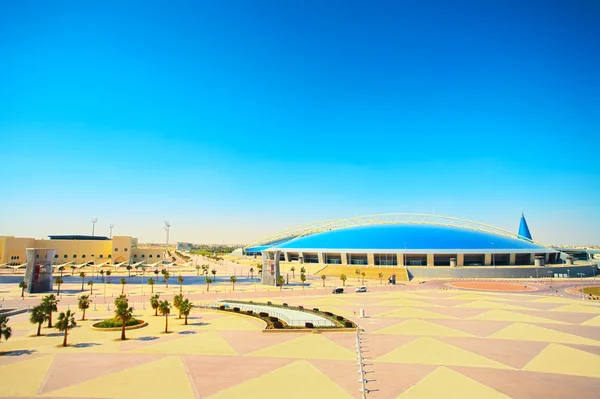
{"left": 1, "top": 0, "right": 598, "bottom": 245}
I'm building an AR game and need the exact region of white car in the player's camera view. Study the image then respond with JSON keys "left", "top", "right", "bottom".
{"left": 355, "top": 286, "right": 367, "bottom": 293}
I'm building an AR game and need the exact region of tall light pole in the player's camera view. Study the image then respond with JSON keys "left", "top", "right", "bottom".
{"left": 164, "top": 221, "right": 171, "bottom": 266}
{"left": 491, "top": 242, "right": 495, "bottom": 268}
{"left": 91, "top": 218, "right": 98, "bottom": 236}
{"left": 577, "top": 272, "right": 585, "bottom": 300}
{"left": 109, "top": 224, "right": 114, "bottom": 239}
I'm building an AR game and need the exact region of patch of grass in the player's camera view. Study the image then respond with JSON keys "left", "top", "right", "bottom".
{"left": 96, "top": 318, "right": 142, "bottom": 328}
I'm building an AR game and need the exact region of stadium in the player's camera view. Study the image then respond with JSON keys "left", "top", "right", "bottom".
{"left": 242, "top": 214, "right": 598, "bottom": 284}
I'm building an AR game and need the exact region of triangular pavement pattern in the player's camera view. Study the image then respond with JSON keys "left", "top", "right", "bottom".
{"left": 551, "top": 304, "right": 600, "bottom": 314}
{"left": 183, "top": 355, "right": 294, "bottom": 397}
{"left": 218, "top": 330, "right": 302, "bottom": 355}
{"left": 304, "top": 297, "right": 358, "bottom": 306}
{"left": 431, "top": 319, "right": 512, "bottom": 337}
{"left": 208, "top": 360, "right": 353, "bottom": 399}
{"left": 376, "top": 336, "right": 513, "bottom": 369}
{"left": 130, "top": 330, "right": 237, "bottom": 355}
{"left": 581, "top": 314, "right": 600, "bottom": 326}
{"left": 201, "top": 315, "right": 264, "bottom": 331}
{"left": 395, "top": 366, "right": 513, "bottom": 398}
{"left": 41, "top": 353, "right": 164, "bottom": 394}
{"left": 490, "top": 322, "right": 600, "bottom": 346}
{"left": 378, "top": 299, "right": 443, "bottom": 308}
{"left": 456, "top": 300, "right": 536, "bottom": 311}
{"left": 374, "top": 319, "right": 475, "bottom": 337}
{"left": 375, "top": 307, "right": 456, "bottom": 319}
{"left": 523, "top": 343, "right": 600, "bottom": 378}
{"left": 41, "top": 356, "right": 195, "bottom": 399}
{"left": 247, "top": 334, "right": 355, "bottom": 360}
{"left": 0, "top": 354, "right": 54, "bottom": 397}
{"left": 447, "top": 294, "right": 513, "bottom": 302}
{"left": 468, "top": 309, "right": 568, "bottom": 325}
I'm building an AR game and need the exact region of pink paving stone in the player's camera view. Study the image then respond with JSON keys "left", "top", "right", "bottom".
{"left": 563, "top": 343, "right": 600, "bottom": 357}
{"left": 119, "top": 330, "right": 190, "bottom": 352}
{"left": 359, "top": 317, "right": 413, "bottom": 334}
{"left": 217, "top": 330, "right": 303, "bottom": 355}
{"left": 0, "top": 352, "right": 45, "bottom": 366}
{"left": 530, "top": 323, "right": 600, "bottom": 341}
{"left": 182, "top": 354, "right": 294, "bottom": 397}
{"left": 430, "top": 307, "right": 493, "bottom": 319}
{"left": 40, "top": 353, "right": 166, "bottom": 394}
{"left": 368, "top": 362, "right": 438, "bottom": 398}
{"left": 308, "top": 359, "right": 363, "bottom": 396}
{"left": 427, "top": 318, "right": 513, "bottom": 337}
{"left": 327, "top": 332, "right": 420, "bottom": 359}
{"left": 514, "top": 309, "right": 597, "bottom": 324}
{"left": 453, "top": 367, "right": 600, "bottom": 399}
{"left": 435, "top": 336, "right": 549, "bottom": 369}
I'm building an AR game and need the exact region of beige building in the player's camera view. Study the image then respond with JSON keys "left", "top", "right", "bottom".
{"left": 0, "top": 235, "right": 164, "bottom": 267}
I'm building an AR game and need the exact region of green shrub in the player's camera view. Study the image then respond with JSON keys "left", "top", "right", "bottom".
{"left": 97, "top": 318, "right": 141, "bottom": 328}
{"left": 259, "top": 312, "right": 269, "bottom": 317}
{"left": 233, "top": 307, "right": 240, "bottom": 312}
{"left": 269, "top": 316, "right": 279, "bottom": 322}
{"left": 344, "top": 321, "right": 354, "bottom": 328}
{"left": 283, "top": 303, "right": 288, "bottom": 307}
{"left": 305, "top": 322, "right": 314, "bottom": 328}
{"left": 273, "top": 321, "right": 284, "bottom": 329}
{"left": 312, "top": 308, "right": 319, "bottom": 312}
{"left": 298, "top": 306, "right": 304, "bottom": 310}
{"left": 219, "top": 305, "right": 225, "bottom": 310}
{"left": 246, "top": 310, "right": 253, "bottom": 315}
{"left": 336, "top": 315, "right": 344, "bottom": 321}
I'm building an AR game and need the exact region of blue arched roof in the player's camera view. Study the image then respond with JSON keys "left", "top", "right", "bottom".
{"left": 265, "top": 224, "right": 546, "bottom": 252}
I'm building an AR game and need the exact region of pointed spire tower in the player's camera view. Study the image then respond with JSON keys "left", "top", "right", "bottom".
{"left": 518, "top": 213, "right": 533, "bottom": 241}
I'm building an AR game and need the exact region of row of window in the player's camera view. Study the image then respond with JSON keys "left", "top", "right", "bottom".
{"left": 114, "top": 248, "right": 128, "bottom": 252}
{"left": 133, "top": 254, "right": 162, "bottom": 258}
{"left": 56, "top": 254, "right": 112, "bottom": 259}
{"left": 10, "top": 255, "right": 20, "bottom": 260}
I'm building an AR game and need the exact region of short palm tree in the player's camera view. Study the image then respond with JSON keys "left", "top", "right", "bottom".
{"left": 87, "top": 280, "right": 94, "bottom": 294}
{"left": 150, "top": 294, "right": 160, "bottom": 316}
{"left": 249, "top": 267, "right": 254, "bottom": 279}
{"left": 58, "top": 266, "right": 65, "bottom": 277}
{"left": 30, "top": 305, "right": 45, "bottom": 336}
{"left": 163, "top": 272, "right": 170, "bottom": 288}
{"left": 42, "top": 294, "right": 59, "bottom": 328}
{"left": 300, "top": 267, "right": 306, "bottom": 275}
{"left": 19, "top": 281, "right": 27, "bottom": 298}
{"left": 106, "top": 270, "right": 112, "bottom": 284}
{"left": 300, "top": 273, "right": 306, "bottom": 289}
{"left": 321, "top": 274, "right": 326, "bottom": 287}
{"left": 378, "top": 272, "right": 384, "bottom": 285}
{"left": 120, "top": 278, "right": 127, "bottom": 294}
{"left": 148, "top": 277, "right": 155, "bottom": 293}
{"left": 211, "top": 269, "right": 217, "bottom": 282}
{"left": 114, "top": 294, "right": 128, "bottom": 308}
{"left": 361, "top": 271, "right": 366, "bottom": 285}
{"left": 126, "top": 265, "right": 132, "bottom": 277}
{"left": 277, "top": 276, "right": 285, "bottom": 291}
{"left": 0, "top": 316, "right": 12, "bottom": 343}
{"left": 78, "top": 295, "right": 92, "bottom": 321}
{"left": 70, "top": 265, "right": 76, "bottom": 276}
{"left": 55, "top": 310, "right": 76, "bottom": 347}
{"left": 79, "top": 272, "right": 86, "bottom": 290}
{"left": 158, "top": 300, "right": 171, "bottom": 333}
{"left": 114, "top": 297, "right": 133, "bottom": 341}
{"left": 179, "top": 299, "right": 192, "bottom": 325}
{"left": 230, "top": 276, "right": 237, "bottom": 291}
{"left": 340, "top": 274, "right": 347, "bottom": 286}
{"left": 173, "top": 293, "right": 183, "bottom": 319}
{"left": 205, "top": 277, "right": 212, "bottom": 292}
{"left": 355, "top": 269, "right": 360, "bottom": 282}
{"left": 177, "top": 275, "right": 184, "bottom": 293}
{"left": 290, "top": 266, "right": 296, "bottom": 278}
{"left": 54, "top": 277, "right": 64, "bottom": 295}
{"left": 100, "top": 269, "right": 105, "bottom": 282}
{"left": 195, "top": 265, "right": 201, "bottom": 276}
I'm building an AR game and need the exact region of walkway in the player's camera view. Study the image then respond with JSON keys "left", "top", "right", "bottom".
{"left": 219, "top": 301, "right": 335, "bottom": 327}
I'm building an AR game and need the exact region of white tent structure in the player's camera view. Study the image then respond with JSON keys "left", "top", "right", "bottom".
{"left": 112, "top": 261, "right": 128, "bottom": 269}
{"left": 174, "top": 261, "right": 193, "bottom": 269}
{"left": 144, "top": 261, "right": 162, "bottom": 268}
{"left": 8, "top": 263, "right": 27, "bottom": 271}
{"left": 52, "top": 261, "right": 73, "bottom": 270}
{"left": 130, "top": 261, "right": 146, "bottom": 268}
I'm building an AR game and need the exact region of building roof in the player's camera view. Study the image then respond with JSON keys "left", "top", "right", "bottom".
{"left": 257, "top": 224, "right": 551, "bottom": 253}
{"left": 518, "top": 214, "right": 533, "bottom": 240}
{"left": 48, "top": 235, "right": 110, "bottom": 241}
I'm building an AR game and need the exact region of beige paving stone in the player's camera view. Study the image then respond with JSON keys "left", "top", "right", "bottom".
{"left": 468, "top": 309, "right": 569, "bottom": 325}
{"left": 395, "top": 366, "right": 513, "bottom": 398}
{"left": 375, "top": 307, "right": 457, "bottom": 319}
{"left": 551, "top": 304, "right": 600, "bottom": 314}
{"left": 130, "top": 330, "right": 237, "bottom": 355}
{"left": 522, "top": 343, "right": 600, "bottom": 378}
{"left": 490, "top": 322, "right": 600, "bottom": 346}
{"left": 374, "top": 319, "right": 475, "bottom": 337}
{"left": 375, "top": 337, "right": 513, "bottom": 369}
{"left": 377, "top": 299, "right": 444, "bottom": 308}
{"left": 455, "top": 300, "right": 536, "bottom": 311}
{"left": 0, "top": 354, "right": 55, "bottom": 397}
{"left": 581, "top": 314, "right": 600, "bottom": 326}
{"left": 247, "top": 334, "right": 355, "bottom": 360}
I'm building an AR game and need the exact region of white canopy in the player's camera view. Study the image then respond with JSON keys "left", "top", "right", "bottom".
{"left": 174, "top": 261, "right": 193, "bottom": 268}
{"left": 8, "top": 263, "right": 27, "bottom": 270}
{"left": 144, "top": 261, "right": 162, "bottom": 268}
{"left": 52, "top": 261, "right": 73, "bottom": 269}
{"left": 131, "top": 261, "right": 146, "bottom": 268}
{"left": 112, "top": 261, "right": 128, "bottom": 268}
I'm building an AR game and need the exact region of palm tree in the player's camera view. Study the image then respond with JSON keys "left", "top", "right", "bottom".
{"left": 211, "top": 269, "right": 217, "bottom": 282}
{"left": 277, "top": 276, "right": 285, "bottom": 291}
{"left": 114, "top": 297, "right": 133, "bottom": 341}
{"left": 30, "top": 305, "right": 45, "bottom": 336}
{"left": 100, "top": 269, "right": 105, "bottom": 282}
{"left": 126, "top": 265, "right": 132, "bottom": 277}
{"left": 55, "top": 310, "right": 76, "bottom": 347}
{"left": 205, "top": 277, "right": 212, "bottom": 292}
{"left": 340, "top": 274, "right": 347, "bottom": 287}
{"left": 150, "top": 294, "right": 160, "bottom": 316}
{"left": 158, "top": 300, "right": 171, "bottom": 333}
{"left": 290, "top": 266, "right": 296, "bottom": 278}
{"left": 202, "top": 265, "right": 209, "bottom": 276}
{"left": 300, "top": 267, "right": 306, "bottom": 275}
{"left": 321, "top": 274, "right": 326, "bottom": 287}
{"left": 195, "top": 265, "right": 201, "bottom": 276}
{"left": 249, "top": 267, "right": 254, "bottom": 279}
{"left": 300, "top": 273, "right": 306, "bottom": 289}
{"left": 58, "top": 266, "right": 65, "bottom": 277}
{"left": 106, "top": 270, "right": 112, "bottom": 284}
{"left": 154, "top": 269, "right": 159, "bottom": 277}
{"left": 177, "top": 275, "right": 184, "bottom": 293}
{"left": 163, "top": 272, "right": 170, "bottom": 288}
{"left": 78, "top": 295, "right": 92, "bottom": 320}
{"left": 88, "top": 280, "right": 94, "bottom": 294}
{"left": 378, "top": 272, "right": 383, "bottom": 285}
{"left": 79, "top": 272, "right": 86, "bottom": 290}
{"left": 42, "top": 294, "right": 59, "bottom": 328}
{"left": 148, "top": 278, "right": 155, "bottom": 293}
{"left": 179, "top": 299, "right": 192, "bottom": 325}
{"left": 230, "top": 276, "right": 237, "bottom": 291}
{"left": 120, "top": 278, "right": 127, "bottom": 294}
{"left": 19, "top": 281, "right": 27, "bottom": 298}
{"left": 173, "top": 293, "right": 183, "bottom": 319}
{"left": 54, "top": 277, "right": 64, "bottom": 295}
{"left": 361, "top": 271, "right": 366, "bottom": 285}
{"left": 355, "top": 269, "right": 360, "bottom": 282}
{"left": 0, "top": 316, "right": 12, "bottom": 343}
{"left": 257, "top": 263, "right": 263, "bottom": 275}
{"left": 70, "top": 265, "right": 76, "bottom": 276}
{"left": 114, "top": 294, "right": 128, "bottom": 308}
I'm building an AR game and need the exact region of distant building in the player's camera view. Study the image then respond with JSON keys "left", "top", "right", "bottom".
{"left": 177, "top": 242, "right": 193, "bottom": 251}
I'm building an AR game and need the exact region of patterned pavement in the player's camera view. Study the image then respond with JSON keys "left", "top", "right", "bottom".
{"left": 1, "top": 285, "right": 600, "bottom": 398}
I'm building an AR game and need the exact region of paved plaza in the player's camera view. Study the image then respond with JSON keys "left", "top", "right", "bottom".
{"left": 1, "top": 278, "right": 600, "bottom": 398}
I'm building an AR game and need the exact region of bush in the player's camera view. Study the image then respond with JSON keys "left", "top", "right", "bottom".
{"left": 259, "top": 312, "right": 269, "bottom": 317}
{"left": 246, "top": 310, "right": 253, "bottom": 315}
{"left": 233, "top": 307, "right": 240, "bottom": 312}
{"left": 267, "top": 301, "right": 272, "bottom": 305}
{"left": 269, "top": 316, "right": 279, "bottom": 322}
{"left": 298, "top": 306, "right": 304, "bottom": 310}
{"left": 283, "top": 303, "right": 288, "bottom": 307}
{"left": 97, "top": 318, "right": 141, "bottom": 328}
{"left": 305, "top": 322, "right": 314, "bottom": 328}
{"left": 344, "top": 321, "right": 354, "bottom": 328}
{"left": 219, "top": 305, "right": 225, "bottom": 310}
{"left": 324, "top": 312, "right": 333, "bottom": 316}
{"left": 312, "top": 308, "right": 319, "bottom": 312}
{"left": 273, "top": 321, "right": 284, "bottom": 329}
{"left": 336, "top": 315, "right": 344, "bottom": 321}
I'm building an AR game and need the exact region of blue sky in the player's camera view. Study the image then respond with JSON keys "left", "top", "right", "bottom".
{"left": 1, "top": 0, "right": 598, "bottom": 245}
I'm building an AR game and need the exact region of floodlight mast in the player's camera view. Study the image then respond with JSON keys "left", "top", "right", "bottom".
{"left": 164, "top": 221, "right": 171, "bottom": 260}
{"left": 109, "top": 224, "right": 114, "bottom": 239}
{"left": 91, "top": 218, "right": 98, "bottom": 236}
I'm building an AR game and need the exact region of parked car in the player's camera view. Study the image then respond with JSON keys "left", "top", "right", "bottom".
{"left": 355, "top": 286, "right": 367, "bottom": 293}
{"left": 332, "top": 287, "right": 344, "bottom": 294}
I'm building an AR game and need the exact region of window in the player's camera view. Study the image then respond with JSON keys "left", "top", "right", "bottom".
{"left": 124, "top": 248, "right": 128, "bottom": 252}
{"left": 73, "top": 254, "right": 77, "bottom": 258}
{"left": 134, "top": 254, "right": 137, "bottom": 258}
{"left": 64, "top": 254, "right": 68, "bottom": 259}
{"left": 115, "top": 248, "right": 119, "bottom": 251}
{"left": 54, "top": 254, "right": 59, "bottom": 258}
{"left": 149, "top": 254, "right": 153, "bottom": 258}
{"left": 36, "top": 254, "right": 39, "bottom": 258}
{"left": 82, "top": 254, "right": 86, "bottom": 258}
{"left": 108, "top": 254, "right": 112, "bottom": 259}
{"left": 91, "top": 254, "right": 95, "bottom": 257}
{"left": 142, "top": 254, "right": 145, "bottom": 258}
{"left": 99, "top": 254, "right": 103, "bottom": 259}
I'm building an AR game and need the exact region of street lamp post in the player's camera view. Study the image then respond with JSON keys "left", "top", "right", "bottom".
{"left": 567, "top": 269, "right": 570, "bottom": 278}
{"left": 404, "top": 243, "right": 407, "bottom": 267}
{"left": 491, "top": 242, "right": 495, "bottom": 268}
{"left": 547, "top": 270, "right": 552, "bottom": 294}
{"left": 577, "top": 273, "right": 585, "bottom": 300}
